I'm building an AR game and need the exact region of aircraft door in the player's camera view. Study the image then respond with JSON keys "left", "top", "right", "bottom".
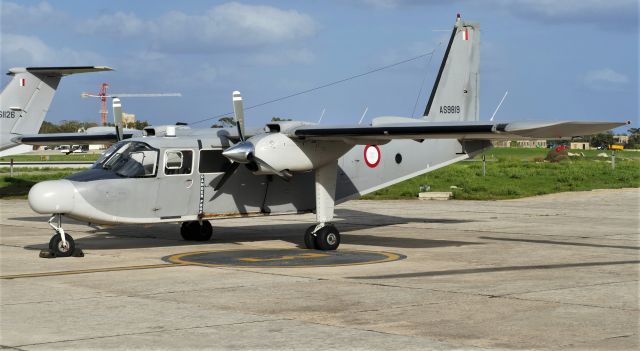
{"left": 197, "top": 149, "right": 231, "bottom": 215}
{"left": 155, "top": 149, "right": 197, "bottom": 219}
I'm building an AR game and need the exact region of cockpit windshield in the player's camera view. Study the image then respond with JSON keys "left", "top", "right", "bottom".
{"left": 93, "top": 141, "right": 158, "bottom": 178}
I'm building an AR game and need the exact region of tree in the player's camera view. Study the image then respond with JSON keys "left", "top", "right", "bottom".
{"left": 211, "top": 116, "right": 236, "bottom": 128}
{"left": 133, "top": 120, "right": 150, "bottom": 130}
{"left": 626, "top": 128, "right": 640, "bottom": 149}
{"left": 39, "top": 121, "right": 61, "bottom": 134}
{"left": 271, "top": 117, "right": 292, "bottom": 122}
{"left": 588, "top": 131, "right": 614, "bottom": 149}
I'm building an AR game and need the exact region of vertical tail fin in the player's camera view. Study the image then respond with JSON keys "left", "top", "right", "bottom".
{"left": 423, "top": 15, "right": 480, "bottom": 122}
{"left": 0, "top": 66, "right": 112, "bottom": 152}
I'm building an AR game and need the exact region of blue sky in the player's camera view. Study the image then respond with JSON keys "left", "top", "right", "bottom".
{"left": 1, "top": 0, "right": 638, "bottom": 131}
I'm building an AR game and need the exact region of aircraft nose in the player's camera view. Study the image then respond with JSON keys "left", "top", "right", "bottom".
{"left": 28, "top": 180, "right": 75, "bottom": 214}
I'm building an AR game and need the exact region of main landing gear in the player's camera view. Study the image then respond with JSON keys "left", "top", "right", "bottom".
{"left": 304, "top": 224, "right": 340, "bottom": 251}
{"left": 41, "top": 214, "right": 82, "bottom": 258}
{"left": 304, "top": 160, "right": 341, "bottom": 251}
{"left": 180, "top": 220, "right": 213, "bottom": 241}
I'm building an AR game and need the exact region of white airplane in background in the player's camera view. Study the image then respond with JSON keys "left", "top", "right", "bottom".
{"left": 0, "top": 66, "right": 112, "bottom": 156}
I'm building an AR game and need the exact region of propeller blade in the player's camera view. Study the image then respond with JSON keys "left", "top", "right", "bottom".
{"left": 214, "top": 162, "right": 240, "bottom": 191}
{"left": 251, "top": 155, "right": 292, "bottom": 180}
{"left": 233, "top": 91, "right": 245, "bottom": 141}
{"left": 112, "top": 98, "right": 124, "bottom": 141}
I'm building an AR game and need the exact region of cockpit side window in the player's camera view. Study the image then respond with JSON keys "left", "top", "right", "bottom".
{"left": 164, "top": 150, "right": 193, "bottom": 175}
{"left": 97, "top": 141, "right": 159, "bottom": 178}
{"left": 198, "top": 149, "right": 231, "bottom": 174}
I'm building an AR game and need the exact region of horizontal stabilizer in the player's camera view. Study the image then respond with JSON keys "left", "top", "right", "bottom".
{"left": 292, "top": 120, "right": 629, "bottom": 143}
{"left": 7, "top": 66, "right": 113, "bottom": 76}
{"left": 13, "top": 130, "right": 142, "bottom": 146}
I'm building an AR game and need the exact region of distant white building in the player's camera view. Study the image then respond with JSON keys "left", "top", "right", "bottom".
{"left": 571, "top": 142, "right": 590, "bottom": 150}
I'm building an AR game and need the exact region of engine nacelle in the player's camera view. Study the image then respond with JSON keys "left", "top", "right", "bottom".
{"left": 250, "top": 133, "right": 350, "bottom": 174}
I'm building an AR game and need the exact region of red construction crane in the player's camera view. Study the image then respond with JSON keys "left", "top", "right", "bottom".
{"left": 98, "top": 83, "right": 109, "bottom": 126}
{"left": 82, "top": 85, "right": 181, "bottom": 126}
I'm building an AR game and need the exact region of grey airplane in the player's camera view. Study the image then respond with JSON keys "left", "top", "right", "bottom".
{"left": 21, "top": 15, "right": 627, "bottom": 257}
{"left": 0, "top": 66, "right": 112, "bottom": 156}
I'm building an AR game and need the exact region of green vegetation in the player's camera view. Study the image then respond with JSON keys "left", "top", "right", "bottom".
{"left": 0, "top": 154, "right": 101, "bottom": 162}
{"left": 0, "top": 168, "right": 82, "bottom": 199}
{"left": 364, "top": 152, "right": 639, "bottom": 200}
{"left": 39, "top": 119, "right": 150, "bottom": 133}
{"left": 483, "top": 148, "right": 640, "bottom": 161}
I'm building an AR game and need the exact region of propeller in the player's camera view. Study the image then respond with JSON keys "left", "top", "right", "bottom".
{"left": 215, "top": 91, "right": 291, "bottom": 191}
{"left": 215, "top": 91, "right": 248, "bottom": 191}
{"left": 112, "top": 98, "right": 124, "bottom": 141}
{"left": 213, "top": 162, "right": 240, "bottom": 191}
{"left": 233, "top": 91, "right": 245, "bottom": 141}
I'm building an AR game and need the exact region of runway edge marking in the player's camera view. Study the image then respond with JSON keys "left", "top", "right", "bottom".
{"left": 0, "top": 263, "right": 188, "bottom": 280}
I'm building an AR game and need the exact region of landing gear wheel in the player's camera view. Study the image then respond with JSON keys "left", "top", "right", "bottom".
{"left": 48, "top": 233, "right": 75, "bottom": 257}
{"left": 303, "top": 225, "right": 317, "bottom": 250}
{"left": 315, "top": 224, "right": 340, "bottom": 251}
{"left": 180, "top": 221, "right": 213, "bottom": 241}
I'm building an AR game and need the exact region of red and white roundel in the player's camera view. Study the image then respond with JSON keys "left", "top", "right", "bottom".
{"left": 364, "top": 145, "right": 381, "bottom": 168}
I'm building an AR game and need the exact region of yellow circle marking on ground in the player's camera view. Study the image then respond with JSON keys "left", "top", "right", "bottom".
{"left": 166, "top": 248, "right": 403, "bottom": 268}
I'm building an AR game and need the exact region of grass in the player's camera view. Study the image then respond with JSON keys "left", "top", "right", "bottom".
{"left": 363, "top": 157, "right": 640, "bottom": 200}
{"left": 0, "top": 154, "right": 100, "bottom": 162}
{"left": 483, "top": 148, "right": 640, "bottom": 161}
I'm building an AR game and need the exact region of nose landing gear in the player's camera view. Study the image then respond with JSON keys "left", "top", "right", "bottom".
{"left": 40, "top": 214, "right": 83, "bottom": 258}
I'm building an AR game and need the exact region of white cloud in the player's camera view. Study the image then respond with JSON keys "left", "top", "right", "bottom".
{"left": 361, "top": 0, "right": 403, "bottom": 9}
{"left": 500, "top": 0, "right": 638, "bottom": 28}
{"left": 358, "top": 0, "right": 638, "bottom": 28}
{"left": 80, "top": 12, "right": 146, "bottom": 37}
{"left": 1, "top": 1, "right": 66, "bottom": 28}
{"left": 0, "top": 33, "right": 104, "bottom": 68}
{"left": 248, "top": 48, "right": 315, "bottom": 66}
{"left": 77, "top": 2, "right": 318, "bottom": 53}
{"left": 583, "top": 68, "right": 630, "bottom": 91}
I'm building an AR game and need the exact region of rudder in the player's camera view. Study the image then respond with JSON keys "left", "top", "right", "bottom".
{"left": 423, "top": 15, "right": 480, "bottom": 122}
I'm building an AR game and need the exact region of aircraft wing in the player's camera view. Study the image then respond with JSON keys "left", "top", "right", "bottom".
{"left": 291, "top": 120, "right": 629, "bottom": 143}
{"left": 12, "top": 130, "right": 142, "bottom": 146}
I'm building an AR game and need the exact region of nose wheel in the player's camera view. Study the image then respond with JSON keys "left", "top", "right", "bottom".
{"left": 49, "top": 232, "right": 75, "bottom": 257}
{"left": 304, "top": 224, "right": 340, "bottom": 251}
{"left": 41, "top": 214, "right": 81, "bottom": 258}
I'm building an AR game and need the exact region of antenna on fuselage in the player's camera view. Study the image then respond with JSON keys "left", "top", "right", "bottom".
{"left": 358, "top": 107, "right": 369, "bottom": 125}
{"left": 489, "top": 90, "right": 509, "bottom": 122}
{"left": 317, "top": 108, "right": 326, "bottom": 124}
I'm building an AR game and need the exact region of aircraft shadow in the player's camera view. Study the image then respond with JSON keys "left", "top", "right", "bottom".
{"left": 479, "top": 236, "right": 640, "bottom": 251}
{"left": 21, "top": 209, "right": 480, "bottom": 251}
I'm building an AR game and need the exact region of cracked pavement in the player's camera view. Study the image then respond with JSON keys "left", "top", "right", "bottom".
{"left": 1, "top": 188, "right": 638, "bottom": 350}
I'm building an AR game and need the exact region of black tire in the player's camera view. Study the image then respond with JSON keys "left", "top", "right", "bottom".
{"left": 180, "top": 221, "right": 212, "bottom": 241}
{"left": 49, "top": 233, "right": 75, "bottom": 257}
{"left": 315, "top": 225, "right": 340, "bottom": 251}
{"left": 303, "top": 225, "right": 317, "bottom": 249}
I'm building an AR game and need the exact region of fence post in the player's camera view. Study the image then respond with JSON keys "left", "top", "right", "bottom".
{"left": 482, "top": 154, "right": 486, "bottom": 177}
{"left": 611, "top": 150, "right": 616, "bottom": 170}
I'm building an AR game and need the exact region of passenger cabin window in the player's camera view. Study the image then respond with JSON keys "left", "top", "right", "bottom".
{"left": 164, "top": 150, "right": 193, "bottom": 175}
{"left": 199, "top": 149, "right": 231, "bottom": 173}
